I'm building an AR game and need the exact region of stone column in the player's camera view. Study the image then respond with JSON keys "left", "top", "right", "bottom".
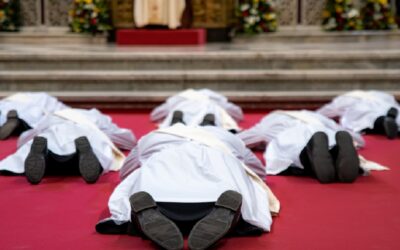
{"left": 45, "top": 0, "right": 74, "bottom": 27}
{"left": 275, "top": 0, "right": 298, "bottom": 26}
{"left": 20, "top": 0, "right": 41, "bottom": 27}
{"left": 301, "top": 0, "right": 327, "bottom": 25}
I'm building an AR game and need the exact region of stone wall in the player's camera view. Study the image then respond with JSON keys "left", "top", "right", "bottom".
{"left": 20, "top": 0, "right": 40, "bottom": 26}
{"left": 18, "top": 0, "right": 399, "bottom": 28}
{"left": 20, "top": 0, "right": 74, "bottom": 27}
{"left": 46, "top": 0, "right": 74, "bottom": 26}
{"left": 276, "top": 0, "right": 369, "bottom": 26}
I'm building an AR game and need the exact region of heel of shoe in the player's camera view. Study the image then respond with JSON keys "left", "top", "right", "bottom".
{"left": 129, "top": 192, "right": 157, "bottom": 213}
{"left": 25, "top": 137, "right": 48, "bottom": 185}
{"left": 75, "top": 136, "right": 102, "bottom": 184}
{"left": 215, "top": 190, "right": 242, "bottom": 211}
{"left": 383, "top": 117, "right": 398, "bottom": 140}
{"left": 335, "top": 131, "right": 360, "bottom": 183}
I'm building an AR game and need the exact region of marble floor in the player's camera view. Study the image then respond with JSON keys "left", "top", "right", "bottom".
{"left": 1, "top": 39, "right": 400, "bottom": 56}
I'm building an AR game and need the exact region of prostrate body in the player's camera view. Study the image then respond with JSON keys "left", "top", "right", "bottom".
{"left": 239, "top": 110, "right": 366, "bottom": 183}
{"left": 0, "top": 92, "right": 67, "bottom": 140}
{"left": 151, "top": 89, "right": 243, "bottom": 131}
{"left": 97, "top": 124, "right": 279, "bottom": 249}
{"left": 0, "top": 108, "right": 133, "bottom": 184}
{"left": 317, "top": 90, "right": 400, "bottom": 139}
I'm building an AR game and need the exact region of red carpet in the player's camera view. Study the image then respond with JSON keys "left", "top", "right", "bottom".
{"left": 0, "top": 110, "right": 399, "bottom": 250}
{"left": 116, "top": 29, "right": 206, "bottom": 45}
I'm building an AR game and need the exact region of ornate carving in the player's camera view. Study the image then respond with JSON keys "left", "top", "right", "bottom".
{"left": 111, "top": 0, "right": 134, "bottom": 28}
{"left": 20, "top": 0, "right": 39, "bottom": 26}
{"left": 192, "top": 0, "right": 235, "bottom": 28}
{"left": 46, "top": 0, "right": 74, "bottom": 26}
{"left": 275, "top": 0, "right": 297, "bottom": 26}
{"left": 302, "top": 0, "right": 327, "bottom": 25}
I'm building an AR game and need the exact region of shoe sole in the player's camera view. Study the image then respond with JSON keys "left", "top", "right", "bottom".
{"left": 130, "top": 192, "right": 184, "bottom": 250}
{"left": 75, "top": 137, "right": 102, "bottom": 184}
{"left": 0, "top": 110, "right": 20, "bottom": 140}
{"left": 383, "top": 117, "right": 398, "bottom": 140}
{"left": 171, "top": 111, "right": 185, "bottom": 125}
{"left": 200, "top": 114, "right": 216, "bottom": 126}
{"left": 306, "top": 132, "right": 336, "bottom": 184}
{"left": 188, "top": 190, "right": 242, "bottom": 250}
{"left": 25, "top": 137, "right": 47, "bottom": 184}
{"left": 387, "top": 107, "right": 398, "bottom": 119}
{"left": 335, "top": 131, "right": 360, "bottom": 183}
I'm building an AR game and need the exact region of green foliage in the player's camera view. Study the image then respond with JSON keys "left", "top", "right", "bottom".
{"left": 69, "top": 0, "right": 112, "bottom": 35}
{"left": 237, "top": 0, "right": 278, "bottom": 34}
{"left": 322, "top": 0, "right": 362, "bottom": 31}
{"left": 361, "top": 0, "right": 397, "bottom": 30}
{"left": 0, "top": 0, "right": 21, "bottom": 32}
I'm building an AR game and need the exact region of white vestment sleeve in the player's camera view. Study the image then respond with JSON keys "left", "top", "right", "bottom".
{"left": 238, "top": 126, "right": 269, "bottom": 149}
{"left": 108, "top": 170, "right": 141, "bottom": 223}
{"left": 222, "top": 101, "right": 244, "bottom": 122}
{"left": 150, "top": 103, "right": 170, "bottom": 122}
{"left": 242, "top": 148, "right": 266, "bottom": 179}
{"left": 119, "top": 147, "right": 140, "bottom": 180}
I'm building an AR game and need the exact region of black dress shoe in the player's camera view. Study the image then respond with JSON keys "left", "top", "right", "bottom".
{"left": 383, "top": 117, "right": 398, "bottom": 139}
{"left": 171, "top": 111, "right": 185, "bottom": 125}
{"left": 200, "top": 114, "right": 216, "bottom": 127}
{"left": 373, "top": 116, "right": 398, "bottom": 140}
{"left": 75, "top": 136, "right": 102, "bottom": 184}
{"left": 25, "top": 136, "right": 48, "bottom": 184}
{"left": 188, "top": 190, "right": 242, "bottom": 250}
{"left": 304, "top": 132, "right": 336, "bottom": 184}
{"left": 130, "top": 192, "right": 184, "bottom": 250}
{"left": 333, "top": 131, "right": 360, "bottom": 183}
{"left": 0, "top": 110, "right": 20, "bottom": 140}
{"left": 387, "top": 107, "right": 398, "bottom": 119}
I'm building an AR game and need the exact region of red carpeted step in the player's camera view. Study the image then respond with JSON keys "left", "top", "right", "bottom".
{"left": 116, "top": 29, "right": 206, "bottom": 45}
{"left": 0, "top": 111, "right": 400, "bottom": 249}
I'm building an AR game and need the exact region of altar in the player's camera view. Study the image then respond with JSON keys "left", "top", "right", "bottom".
{"left": 1, "top": 0, "right": 398, "bottom": 45}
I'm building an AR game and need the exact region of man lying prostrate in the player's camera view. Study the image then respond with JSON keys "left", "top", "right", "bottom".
{"left": 150, "top": 88, "right": 244, "bottom": 123}
{"left": 159, "top": 98, "right": 241, "bottom": 133}
{"left": 317, "top": 90, "right": 400, "bottom": 139}
{"left": 96, "top": 124, "right": 279, "bottom": 250}
{"left": 239, "top": 110, "right": 388, "bottom": 184}
{"left": 0, "top": 109, "right": 129, "bottom": 184}
{"left": 18, "top": 108, "right": 137, "bottom": 152}
{"left": 0, "top": 92, "right": 67, "bottom": 140}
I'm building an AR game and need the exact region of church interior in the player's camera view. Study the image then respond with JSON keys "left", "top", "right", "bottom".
{"left": 1, "top": 0, "right": 400, "bottom": 249}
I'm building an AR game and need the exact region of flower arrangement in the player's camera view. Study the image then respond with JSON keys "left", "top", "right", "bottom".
{"left": 69, "top": 0, "right": 112, "bottom": 34}
{"left": 0, "top": 0, "right": 20, "bottom": 31}
{"left": 360, "top": 0, "right": 397, "bottom": 30}
{"left": 237, "top": 0, "right": 278, "bottom": 34}
{"left": 322, "top": 0, "right": 362, "bottom": 31}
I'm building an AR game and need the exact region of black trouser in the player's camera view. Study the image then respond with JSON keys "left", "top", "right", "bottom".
{"left": 44, "top": 150, "right": 80, "bottom": 176}
{"left": 96, "top": 202, "right": 263, "bottom": 237}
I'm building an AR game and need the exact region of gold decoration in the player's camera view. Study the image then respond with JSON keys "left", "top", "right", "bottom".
{"left": 111, "top": 0, "right": 134, "bottom": 28}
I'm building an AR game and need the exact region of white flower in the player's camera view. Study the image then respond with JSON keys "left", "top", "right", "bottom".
{"left": 84, "top": 4, "right": 95, "bottom": 10}
{"left": 245, "top": 16, "right": 257, "bottom": 25}
{"left": 374, "top": 13, "right": 383, "bottom": 20}
{"left": 347, "top": 9, "right": 359, "bottom": 19}
{"left": 324, "top": 17, "right": 337, "bottom": 29}
{"left": 250, "top": 8, "right": 258, "bottom": 15}
{"left": 240, "top": 4, "right": 250, "bottom": 11}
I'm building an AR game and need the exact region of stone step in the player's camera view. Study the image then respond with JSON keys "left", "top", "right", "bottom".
{"left": 1, "top": 50, "right": 400, "bottom": 70}
{"left": 234, "top": 28, "right": 400, "bottom": 44}
{"left": 1, "top": 90, "right": 400, "bottom": 110}
{"left": 0, "top": 29, "right": 107, "bottom": 45}
{"left": 1, "top": 69, "right": 399, "bottom": 92}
